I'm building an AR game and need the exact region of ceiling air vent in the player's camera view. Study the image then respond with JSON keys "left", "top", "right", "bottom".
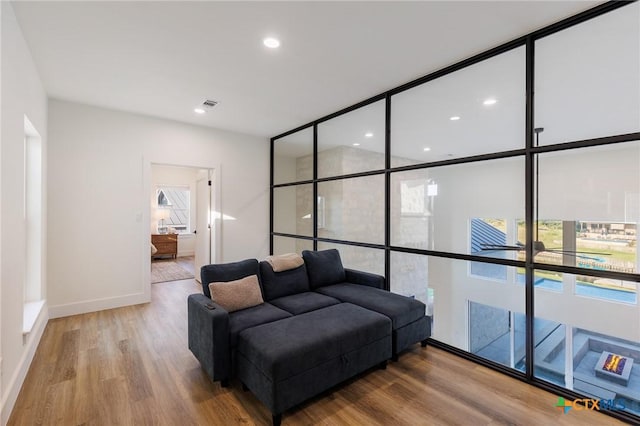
{"left": 202, "top": 100, "right": 218, "bottom": 109}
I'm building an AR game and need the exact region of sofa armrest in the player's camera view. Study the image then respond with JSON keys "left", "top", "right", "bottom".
{"left": 345, "top": 268, "right": 385, "bottom": 289}
{"left": 187, "top": 294, "right": 231, "bottom": 383}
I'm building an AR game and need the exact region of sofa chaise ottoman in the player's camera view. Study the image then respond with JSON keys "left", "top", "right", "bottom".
{"left": 302, "top": 249, "right": 430, "bottom": 360}
{"left": 236, "top": 303, "right": 391, "bottom": 426}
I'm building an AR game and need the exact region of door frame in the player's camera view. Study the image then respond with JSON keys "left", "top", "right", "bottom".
{"left": 142, "top": 159, "right": 221, "bottom": 301}
{"left": 195, "top": 169, "right": 222, "bottom": 280}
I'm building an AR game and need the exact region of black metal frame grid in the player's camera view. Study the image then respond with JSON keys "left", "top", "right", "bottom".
{"left": 270, "top": 1, "right": 640, "bottom": 423}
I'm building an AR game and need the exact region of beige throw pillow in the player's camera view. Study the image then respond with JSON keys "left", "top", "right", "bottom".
{"left": 208, "top": 274, "right": 264, "bottom": 312}
{"left": 265, "top": 253, "right": 304, "bottom": 272}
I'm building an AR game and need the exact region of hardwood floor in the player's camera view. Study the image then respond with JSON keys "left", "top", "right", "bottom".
{"left": 9, "top": 278, "right": 624, "bottom": 425}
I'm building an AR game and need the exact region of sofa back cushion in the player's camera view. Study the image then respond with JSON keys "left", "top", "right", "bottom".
{"left": 302, "top": 249, "right": 346, "bottom": 289}
{"left": 259, "top": 261, "right": 310, "bottom": 301}
{"left": 200, "top": 258, "right": 261, "bottom": 298}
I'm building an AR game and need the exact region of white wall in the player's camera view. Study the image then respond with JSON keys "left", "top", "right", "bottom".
{"left": 1, "top": 2, "right": 49, "bottom": 423}
{"left": 47, "top": 100, "right": 269, "bottom": 318}
{"left": 151, "top": 164, "right": 200, "bottom": 257}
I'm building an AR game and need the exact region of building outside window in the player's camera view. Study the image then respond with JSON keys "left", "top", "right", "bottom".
{"left": 156, "top": 186, "right": 190, "bottom": 234}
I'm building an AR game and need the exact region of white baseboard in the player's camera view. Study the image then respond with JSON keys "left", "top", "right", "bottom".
{"left": 48, "top": 292, "right": 150, "bottom": 319}
{"left": 1, "top": 304, "right": 49, "bottom": 426}
{"left": 177, "top": 250, "right": 195, "bottom": 257}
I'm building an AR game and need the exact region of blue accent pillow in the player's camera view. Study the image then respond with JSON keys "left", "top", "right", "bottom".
{"left": 259, "top": 261, "right": 310, "bottom": 301}
{"left": 302, "top": 249, "right": 346, "bottom": 289}
{"left": 200, "top": 259, "right": 261, "bottom": 299}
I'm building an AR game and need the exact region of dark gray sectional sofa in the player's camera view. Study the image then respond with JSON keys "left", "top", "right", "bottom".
{"left": 187, "top": 249, "right": 430, "bottom": 425}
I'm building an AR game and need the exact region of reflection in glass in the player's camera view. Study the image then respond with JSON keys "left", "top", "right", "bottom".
{"left": 391, "top": 157, "right": 524, "bottom": 256}
{"left": 273, "top": 127, "right": 313, "bottom": 184}
{"left": 536, "top": 142, "right": 639, "bottom": 273}
{"left": 390, "top": 251, "right": 429, "bottom": 305}
{"left": 273, "top": 184, "right": 313, "bottom": 236}
{"left": 317, "top": 242, "right": 384, "bottom": 276}
{"left": 317, "top": 174, "right": 384, "bottom": 245}
{"left": 535, "top": 3, "right": 640, "bottom": 145}
{"left": 391, "top": 46, "right": 525, "bottom": 166}
{"left": 317, "top": 100, "right": 385, "bottom": 178}
{"left": 273, "top": 236, "right": 313, "bottom": 256}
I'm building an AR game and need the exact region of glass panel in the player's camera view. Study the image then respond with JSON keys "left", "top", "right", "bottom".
{"left": 273, "top": 184, "right": 313, "bottom": 237}
{"left": 317, "top": 100, "right": 385, "bottom": 178}
{"left": 317, "top": 174, "right": 385, "bottom": 245}
{"left": 273, "top": 127, "right": 313, "bottom": 184}
{"left": 535, "top": 3, "right": 640, "bottom": 145}
{"left": 273, "top": 236, "right": 313, "bottom": 256}
{"left": 429, "top": 257, "right": 523, "bottom": 370}
{"left": 391, "top": 47, "right": 525, "bottom": 167}
{"left": 390, "top": 157, "right": 525, "bottom": 257}
{"left": 534, "top": 269, "right": 640, "bottom": 416}
{"left": 470, "top": 218, "right": 507, "bottom": 281}
{"left": 536, "top": 142, "right": 639, "bottom": 272}
{"left": 390, "top": 251, "right": 429, "bottom": 306}
{"left": 317, "top": 242, "right": 384, "bottom": 276}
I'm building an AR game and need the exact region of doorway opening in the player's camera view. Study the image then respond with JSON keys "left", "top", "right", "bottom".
{"left": 150, "top": 164, "right": 216, "bottom": 285}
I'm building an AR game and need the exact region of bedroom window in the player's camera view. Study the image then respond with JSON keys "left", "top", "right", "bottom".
{"left": 156, "top": 186, "right": 190, "bottom": 233}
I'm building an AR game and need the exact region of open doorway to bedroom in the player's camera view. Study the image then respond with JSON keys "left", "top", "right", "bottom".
{"left": 150, "top": 164, "right": 215, "bottom": 285}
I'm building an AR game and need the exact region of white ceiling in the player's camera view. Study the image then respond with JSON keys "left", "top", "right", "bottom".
{"left": 12, "top": 1, "right": 604, "bottom": 139}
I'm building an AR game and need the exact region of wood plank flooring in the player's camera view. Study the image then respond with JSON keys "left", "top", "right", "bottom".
{"left": 9, "top": 278, "right": 625, "bottom": 425}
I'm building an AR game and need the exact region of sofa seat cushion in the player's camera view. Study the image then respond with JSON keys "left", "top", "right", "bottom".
{"left": 228, "top": 303, "right": 292, "bottom": 347}
{"left": 316, "top": 283, "right": 426, "bottom": 329}
{"left": 237, "top": 303, "right": 391, "bottom": 382}
{"left": 269, "top": 292, "right": 340, "bottom": 315}
{"left": 259, "top": 261, "right": 310, "bottom": 301}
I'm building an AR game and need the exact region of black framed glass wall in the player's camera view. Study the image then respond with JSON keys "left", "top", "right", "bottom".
{"left": 271, "top": 2, "right": 640, "bottom": 423}
{"left": 530, "top": 3, "right": 640, "bottom": 415}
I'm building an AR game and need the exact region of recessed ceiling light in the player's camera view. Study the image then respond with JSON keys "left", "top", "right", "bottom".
{"left": 194, "top": 108, "right": 206, "bottom": 114}
{"left": 449, "top": 116, "right": 461, "bottom": 121}
{"left": 353, "top": 143, "right": 361, "bottom": 146}
{"left": 423, "top": 147, "right": 431, "bottom": 152}
{"left": 364, "top": 132, "right": 374, "bottom": 138}
{"left": 483, "top": 98, "right": 497, "bottom": 106}
{"left": 263, "top": 37, "right": 280, "bottom": 48}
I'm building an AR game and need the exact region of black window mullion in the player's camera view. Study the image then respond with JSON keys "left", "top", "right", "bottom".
{"left": 384, "top": 94, "right": 392, "bottom": 291}
{"left": 269, "top": 137, "right": 275, "bottom": 255}
{"left": 313, "top": 124, "right": 318, "bottom": 251}
{"left": 524, "top": 35, "right": 535, "bottom": 381}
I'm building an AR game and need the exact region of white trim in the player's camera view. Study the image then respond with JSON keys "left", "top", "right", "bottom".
{"left": 212, "top": 166, "right": 222, "bottom": 263}
{"left": 22, "top": 300, "right": 45, "bottom": 335}
{"left": 48, "top": 292, "right": 149, "bottom": 319}
{"left": 1, "top": 305, "right": 48, "bottom": 426}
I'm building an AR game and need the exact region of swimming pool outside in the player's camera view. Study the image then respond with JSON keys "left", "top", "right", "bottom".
{"left": 515, "top": 274, "right": 637, "bottom": 304}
